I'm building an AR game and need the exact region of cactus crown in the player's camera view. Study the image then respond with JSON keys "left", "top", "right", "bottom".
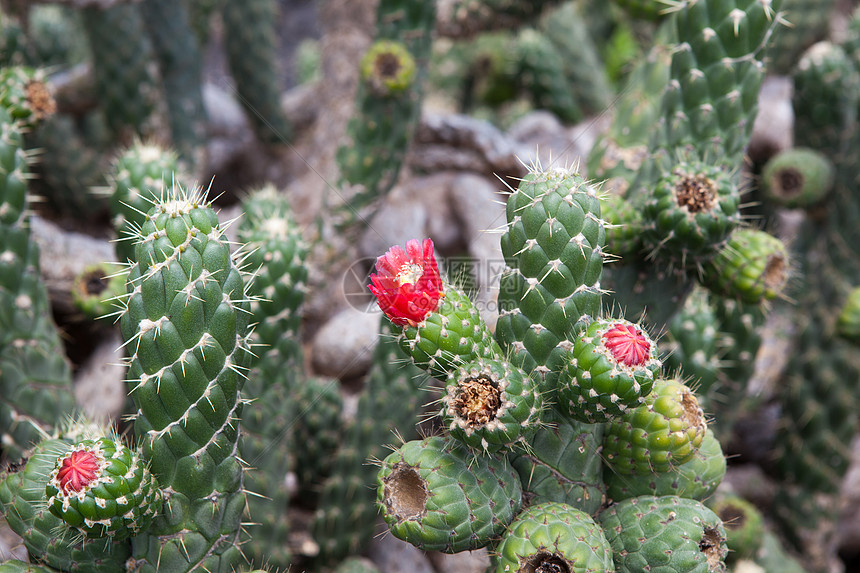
{"left": 602, "top": 323, "right": 653, "bottom": 366}
{"left": 450, "top": 374, "right": 501, "bottom": 426}
{"left": 673, "top": 169, "right": 717, "bottom": 214}
{"left": 52, "top": 447, "right": 102, "bottom": 495}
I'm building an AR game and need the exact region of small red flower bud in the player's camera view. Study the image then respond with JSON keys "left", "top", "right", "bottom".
{"left": 603, "top": 323, "right": 651, "bottom": 366}
{"left": 56, "top": 448, "right": 101, "bottom": 494}
{"left": 369, "top": 238, "right": 443, "bottom": 326}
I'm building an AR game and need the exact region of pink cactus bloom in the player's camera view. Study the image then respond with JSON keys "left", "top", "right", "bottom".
{"left": 369, "top": 238, "right": 443, "bottom": 326}
{"left": 56, "top": 449, "right": 100, "bottom": 494}
{"left": 603, "top": 323, "right": 651, "bottom": 366}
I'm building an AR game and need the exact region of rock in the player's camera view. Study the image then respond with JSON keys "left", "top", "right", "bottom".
{"left": 359, "top": 172, "right": 463, "bottom": 259}
{"left": 358, "top": 190, "right": 428, "bottom": 262}
{"left": 748, "top": 75, "right": 794, "bottom": 165}
{"left": 411, "top": 112, "right": 525, "bottom": 182}
{"left": 30, "top": 215, "right": 115, "bottom": 315}
{"left": 0, "top": 516, "right": 26, "bottom": 562}
{"left": 73, "top": 330, "right": 127, "bottom": 423}
{"left": 311, "top": 306, "right": 382, "bottom": 379}
{"left": 427, "top": 549, "right": 491, "bottom": 573}
{"left": 449, "top": 173, "right": 506, "bottom": 329}
{"left": 508, "top": 110, "right": 606, "bottom": 174}
{"left": 367, "top": 525, "right": 435, "bottom": 573}
{"left": 419, "top": 173, "right": 463, "bottom": 254}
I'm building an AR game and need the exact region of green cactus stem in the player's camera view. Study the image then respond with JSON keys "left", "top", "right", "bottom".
{"left": 760, "top": 147, "right": 834, "bottom": 208}
{"left": 139, "top": 0, "right": 207, "bottom": 171}
{"left": 0, "top": 560, "right": 59, "bottom": 573}
{"left": 45, "top": 436, "right": 161, "bottom": 540}
{"left": 0, "top": 107, "right": 75, "bottom": 462}
{"left": 71, "top": 262, "right": 127, "bottom": 321}
{"left": 599, "top": 192, "right": 644, "bottom": 262}
{"left": 221, "top": 0, "right": 291, "bottom": 146}
{"left": 376, "top": 435, "right": 522, "bottom": 553}
{"left": 0, "top": 66, "right": 55, "bottom": 129}
{"left": 509, "top": 409, "right": 606, "bottom": 516}
{"left": 495, "top": 164, "right": 607, "bottom": 395}
{"left": 700, "top": 229, "right": 789, "bottom": 305}
{"left": 599, "top": 495, "right": 728, "bottom": 573}
{"left": 837, "top": 286, "right": 860, "bottom": 344}
{"left": 660, "top": 286, "right": 723, "bottom": 398}
{"left": 559, "top": 317, "right": 661, "bottom": 423}
{"left": 604, "top": 427, "right": 725, "bottom": 502}
{"left": 80, "top": 4, "right": 159, "bottom": 141}
{"left": 707, "top": 494, "right": 764, "bottom": 563}
{"left": 369, "top": 238, "right": 503, "bottom": 380}
{"left": 441, "top": 357, "right": 543, "bottom": 453}
{"left": 641, "top": 159, "right": 741, "bottom": 269}
{"left": 603, "top": 377, "right": 707, "bottom": 475}
{"left": 312, "top": 318, "right": 428, "bottom": 565}
{"left": 119, "top": 183, "right": 252, "bottom": 572}
{"left": 495, "top": 501, "right": 615, "bottom": 573}
{"left": 108, "top": 141, "right": 180, "bottom": 265}
{"left": 333, "top": 0, "right": 436, "bottom": 229}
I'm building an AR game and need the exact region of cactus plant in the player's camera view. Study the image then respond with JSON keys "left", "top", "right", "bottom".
{"left": 376, "top": 435, "right": 522, "bottom": 552}
{"left": 118, "top": 183, "right": 252, "bottom": 571}
{"left": 598, "top": 495, "right": 728, "bottom": 573}
{"left": 494, "top": 501, "right": 615, "bottom": 573}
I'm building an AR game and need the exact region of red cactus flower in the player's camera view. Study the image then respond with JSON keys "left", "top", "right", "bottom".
{"left": 603, "top": 323, "right": 651, "bottom": 366}
{"left": 369, "top": 238, "right": 443, "bottom": 326}
{"left": 56, "top": 448, "right": 101, "bottom": 494}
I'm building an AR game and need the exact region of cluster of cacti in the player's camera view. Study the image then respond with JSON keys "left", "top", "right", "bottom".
{"left": 6, "top": 0, "right": 860, "bottom": 571}
{"left": 365, "top": 156, "right": 731, "bottom": 571}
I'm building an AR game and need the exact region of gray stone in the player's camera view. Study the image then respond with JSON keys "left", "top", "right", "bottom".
{"left": 748, "top": 75, "right": 794, "bottom": 164}
{"left": 412, "top": 112, "right": 525, "bottom": 181}
{"left": 0, "top": 516, "right": 26, "bottom": 562}
{"left": 508, "top": 111, "right": 606, "bottom": 175}
{"left": 427, "top": 548, "right": 491, "bottom": 573}
{"left": 358, "top": 190, "right": 428, "bottom": 262}
{"left": 73, "top": 330, "right": 127, "bottom": 423}
{"left": 311, "top": 306, "right": 383, "bottom": 379}
{"left": 449, "top": 173, "right": 507, "bottom": 329}
{"left": 368, "top": 524, "right": 435, "bottom": 573}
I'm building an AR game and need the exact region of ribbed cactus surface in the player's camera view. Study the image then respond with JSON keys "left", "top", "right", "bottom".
{"left": 509, "top": 409, "right": 605, "bottom": 516}
{"left": 312, "top": 318, "right": 428, "bottom": 565}
{"left": 495, "top": 165, "right": 606, "bottom": 394}
{"left": 221, "top": 0, "right": 291, "bottom": 145}
{"left": 377, "top": 435, "right": 522, "bottom": 552}
{"left": 495, "top": 501, "right": 614, "bottom": 573}
{"left": 80, "top": 4, "right": 159, "bottom": 140}
{"left": 120, "top": 184, "right": 251, "bottom": 572}
{"left": 599, "top": 495, "right": 728, "bottom": 573}
{"left": 109, "top": 142, "right": 180, "bottom": 265}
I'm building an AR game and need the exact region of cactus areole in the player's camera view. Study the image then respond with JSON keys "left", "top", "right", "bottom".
{"left": 603, "top": 323, "right": 652, "bottom": 366}
{"left": 369, "top": 238, "right": 443, "bottom": 326}
{"left": 452, "top": 374, "right": 501, "bottom": 426}
{"left": 674, "top": 170, "right": 717, "bottom": 214}
{"left": 55, "top": 448, "right": 102, "bottom": 494}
